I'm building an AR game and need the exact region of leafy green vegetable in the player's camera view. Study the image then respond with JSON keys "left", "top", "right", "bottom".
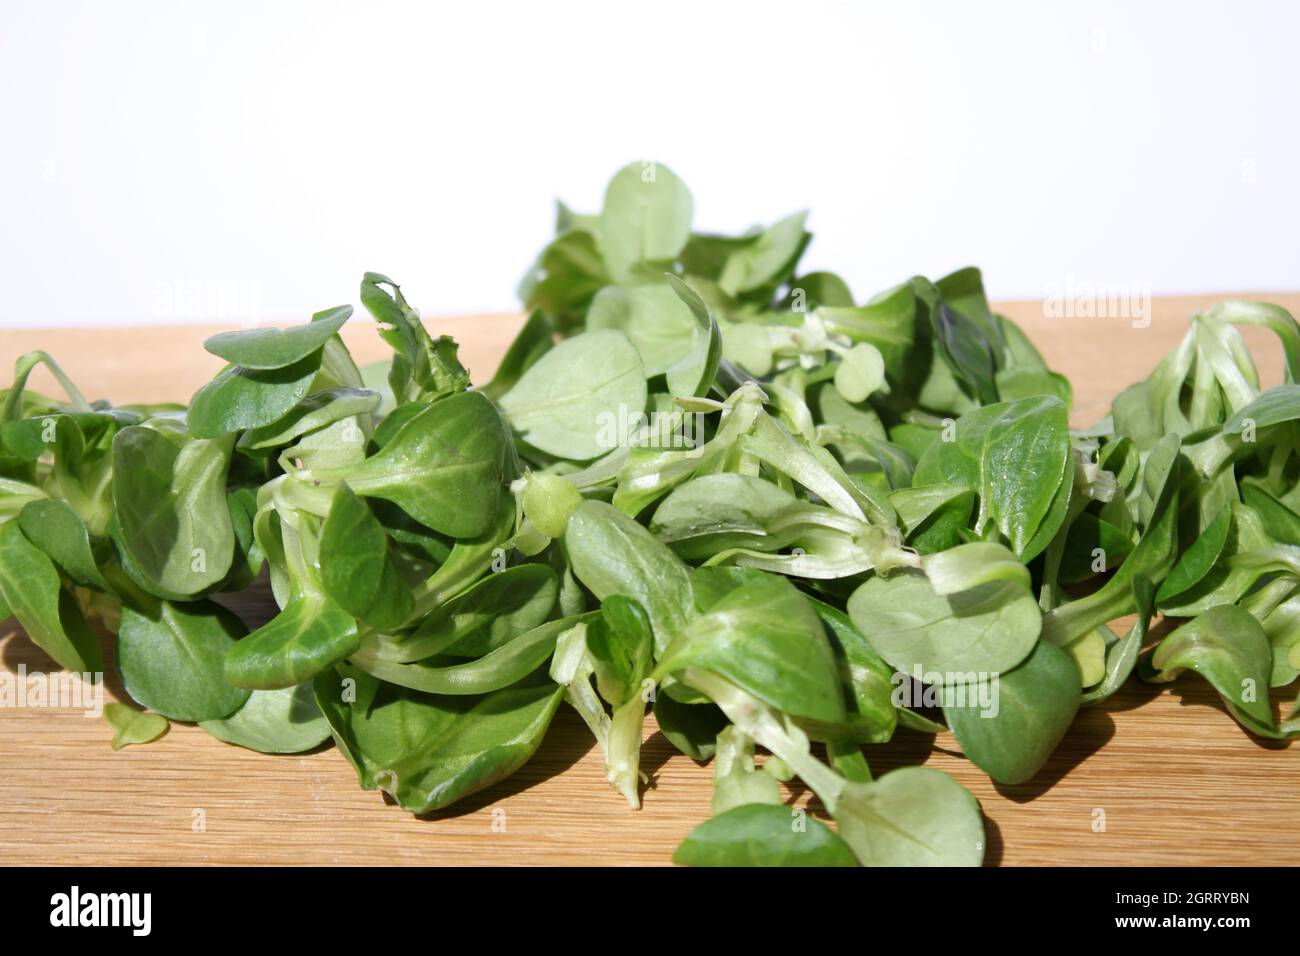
{"left": 7, "top": 161, "right": 1300, "bottom": 868}
{"left": 653, "top": 692, "right": 728, "bottom": 761}
{"left": 17, "top": 498, "right": 109, "bottom": 591}
{"left": 673, "top": 803, "right": 857, "bottom": 867}
{"left": 0, "top": 520, "right": 102, "bottom": 672}
{"left": 945, "top": 640, "right": 1081, "bottom": 785}
{"left": 111, "top": 426, "right": 236, "bottom": 597}
{"left": 237, "top": 387, "right": 379, "bottom": 452}
{"left": 313, "top": 390, "right": 507, "bottom": 538}
{"left": 565, "top": 500, "right": 694, "bottom": 654}
{"left": 655, "top": 573, "right": 845, "bottom": 723}
{"left": 498, "top": 329, "right": 647, "bottom": 460}
{"left": 913, "top": 396, "right": 1070, "bottom": 559}
{"left": 1143, "top": 605, "right": 1277, "bottom": 734}
{"left": 598, "top": 162, "right": 693, "bottom": 281}
{"left": 355, "top": 615, "right": 585, "bottom": 696}
{"left": 187, "top": 354, "right": 325, "bottom": 439}
{"left": 846, "top": 545, "right": 1041, "bottom": 678}
{"left": 117, "top": 598, "right": 249, "bottom": 721}
{"left": 203, "top": 307, "right": 351, "bottom": 369}
{"left": 103, "top": 702, "right": 169, "bottom": 750}
{"left": 224, "top": 591, "right": 359, "bottom": 690}
{"left": 832, "top": 767, "right": 986, "bottom": 866}
{"left": 314, "top": 666, "right": 563, "bottom": 814}
{"left": 361, "top": 274, "right": 471, "bottom": 404}
{"left": 199, "top": 684, "right": 332, "bottom": 754}
{"left": 319, "top": 482, "right": 414, "bottom": 631}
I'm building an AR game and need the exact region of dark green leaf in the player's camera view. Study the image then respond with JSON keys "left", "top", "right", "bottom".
{"left": 944, "top": 640, "right": 1080, "bottom": 785}
{"left": 203, "top": 306, "right": 351, "bottom": 369}
{"left": 317, "top": 389, "right": 507, "bottom": 538}
{"left": 224, "top": 594, "right": 359, "bottom": 690}
{"left": 0, "top": 520, "right": 102, "bottom": 672}
{"left": 187, "top": 352, "right": 323, "bottom": 439}
{"left": 319, "top": 482, "right": 414, "bottom": 631}
{"left": 673, "top": 803, "right": 857, "bottom": 867}
{"left": 314, "top": 667, "right": 563, "bottom": 814}
{"left": 118, "top": 599, "right": 250, "bottom": 721}
{"left": 111, "top": 426, "right": 236, "bottom": 596}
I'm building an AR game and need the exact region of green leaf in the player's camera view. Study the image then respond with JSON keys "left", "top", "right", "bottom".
{"left": 1261, "top": 591, "right": 1300, "bottom": 687}
{"left": 807, "top": 597, "right": 898, "bottom": 744}
{"left": 717, "top": 212, "right": 810, "bottom": 297}
{"left": 356, "top": 615, "right": 587, "bottom": 695}
{"left": 664, "top": 275, "right": 723, "bottom": 399}
{"left": 834, "top": 343, "right": 886, "bottom": 403}
{"left": 785, "top": 271, "right": 854, "bottom": 309}
{"left": 847, "top": 560, "right": 1041, "bottom": 679}
{"left": 2, "top": 350, "right": 92, "bottom": 421}
{"left": 565, "top": 500, "right": 694, "bottom": 655}
{"left": 710, "top": 724, "right": 783, "bottom": 814}
{"left": 1082, "top": 575, "right": 1154, "bottom": 705}
{"left": 1223, "top": 383, "right": 1300, "bottom": 434}
{"left": 653, "top": 692, "right": 728, "bottom": 761}
{"left": 117, "top": 599, "right": 250, "bottom": 721}
{"left": 203, "top": 306, "right": 351, "bottom": 369}
{"left": 111, "top": 427, "right": 236, "bottom": 596}
{"left": 587, "top": 283, "right": 699, "bottom": 376}
{"left": 18, "top": 498, "right": 109, "bottom": 590}
{"left": 373, "top": 564, "right": 557, "bottom": 663}
{"left": 1240, "top": 480, "right": 1300, "bottom": 547}
{"left": 314, "top": 667, "right": 564, "bottom": 814}
{"left": 656, "top": 573, "right": 845, "bottom": 724}
{"left": 944, "top": 640, "right": 1080, "bottom": 785}
{"left": 187, "top": 351, "right": 324, "bottom": 439}
{"left": 103, "top": 702, "right": 169, "bottom": 750}
{"left": 319, "top": 482, "right": 414, "bottom": 631}
{"left": 1144, "top": 605, "right": 1276, "bottom": 733}
{"left": 199, "top": 683, "right": 332, "bottom": 754}
{"left": 519, "top": 230, "right": 609, "bottom": 332}
{"left": 237, "top": 387, "right": 379, "bottom": 452}
{"left": 520, "top": 473, "right": 583, "bottom": 540}
{"left": 890, "top": 483, "right": 975, "bottom": 554}
{"left": 673, "top": 803, "right": 857, "bottom": 867}
{"left": 832, "top": 766, "right": 985, "bottom": 867}
{"left": 480, "top": 311, "right": 554, "bottom": 401}
{"left": 1042, "top": 433, "right": 1180, "bottom": 645}
{"left": 598, "top": 161, "right": 693, "bottom": 280}
{"left": 1059, "top": 511, "right": 1135, "bottom": 584}
{"left": 1156, "top": 505, "right": 1231, "bottom": 603}
{"left": 930, "top": 300, "right": 998, "bottom": 405}
{"left": 361, "top": 273, "right": 471, "bottom": 405}
{"left": 224, "top": 593, "right": 360, "bottom": 690}
{"left": 649, "top": 471, "right": 885, "bottom": 569}
{"left": 498, "top": 330, "right": 647, "bottom": 460}
{"left": 0, "top": 520, "right": 102, "bottom": 672}
{"left": 587, "top": 595, "right": 654, "bottom": 707}
{"left": 913, "top": 396, "right": 1071, "bottom": 558}
{"left": 317, "top": 390, "right": 507, "bottom": 538}
{"left": 819, "top": 283, "right": 917, "bottom": 378}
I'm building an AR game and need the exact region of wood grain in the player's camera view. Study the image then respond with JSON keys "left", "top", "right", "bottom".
{"left": 2, "top": 292, "right": 1299, "bottom": 867}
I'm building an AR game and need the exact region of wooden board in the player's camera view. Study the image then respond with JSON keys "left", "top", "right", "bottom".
{"left": 3, "top": 292, "right": 1299, "bottom": 867}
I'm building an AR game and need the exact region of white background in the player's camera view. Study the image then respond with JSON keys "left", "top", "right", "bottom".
{"left": 1, "top": 0, "right": 1296, "bottom": 328}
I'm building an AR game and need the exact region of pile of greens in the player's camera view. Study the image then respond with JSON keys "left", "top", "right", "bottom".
{"left": 2, "top": 162, "right": 1298, "bottom": 866}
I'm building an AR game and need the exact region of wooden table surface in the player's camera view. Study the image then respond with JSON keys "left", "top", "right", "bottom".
{"left": 3, "top": 292, "right": 1299, "bottom": 867}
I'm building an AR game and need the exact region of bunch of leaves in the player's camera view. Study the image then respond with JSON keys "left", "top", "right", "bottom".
{"left": 4, "top": 161, "right": 1299, "bottom": 869}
